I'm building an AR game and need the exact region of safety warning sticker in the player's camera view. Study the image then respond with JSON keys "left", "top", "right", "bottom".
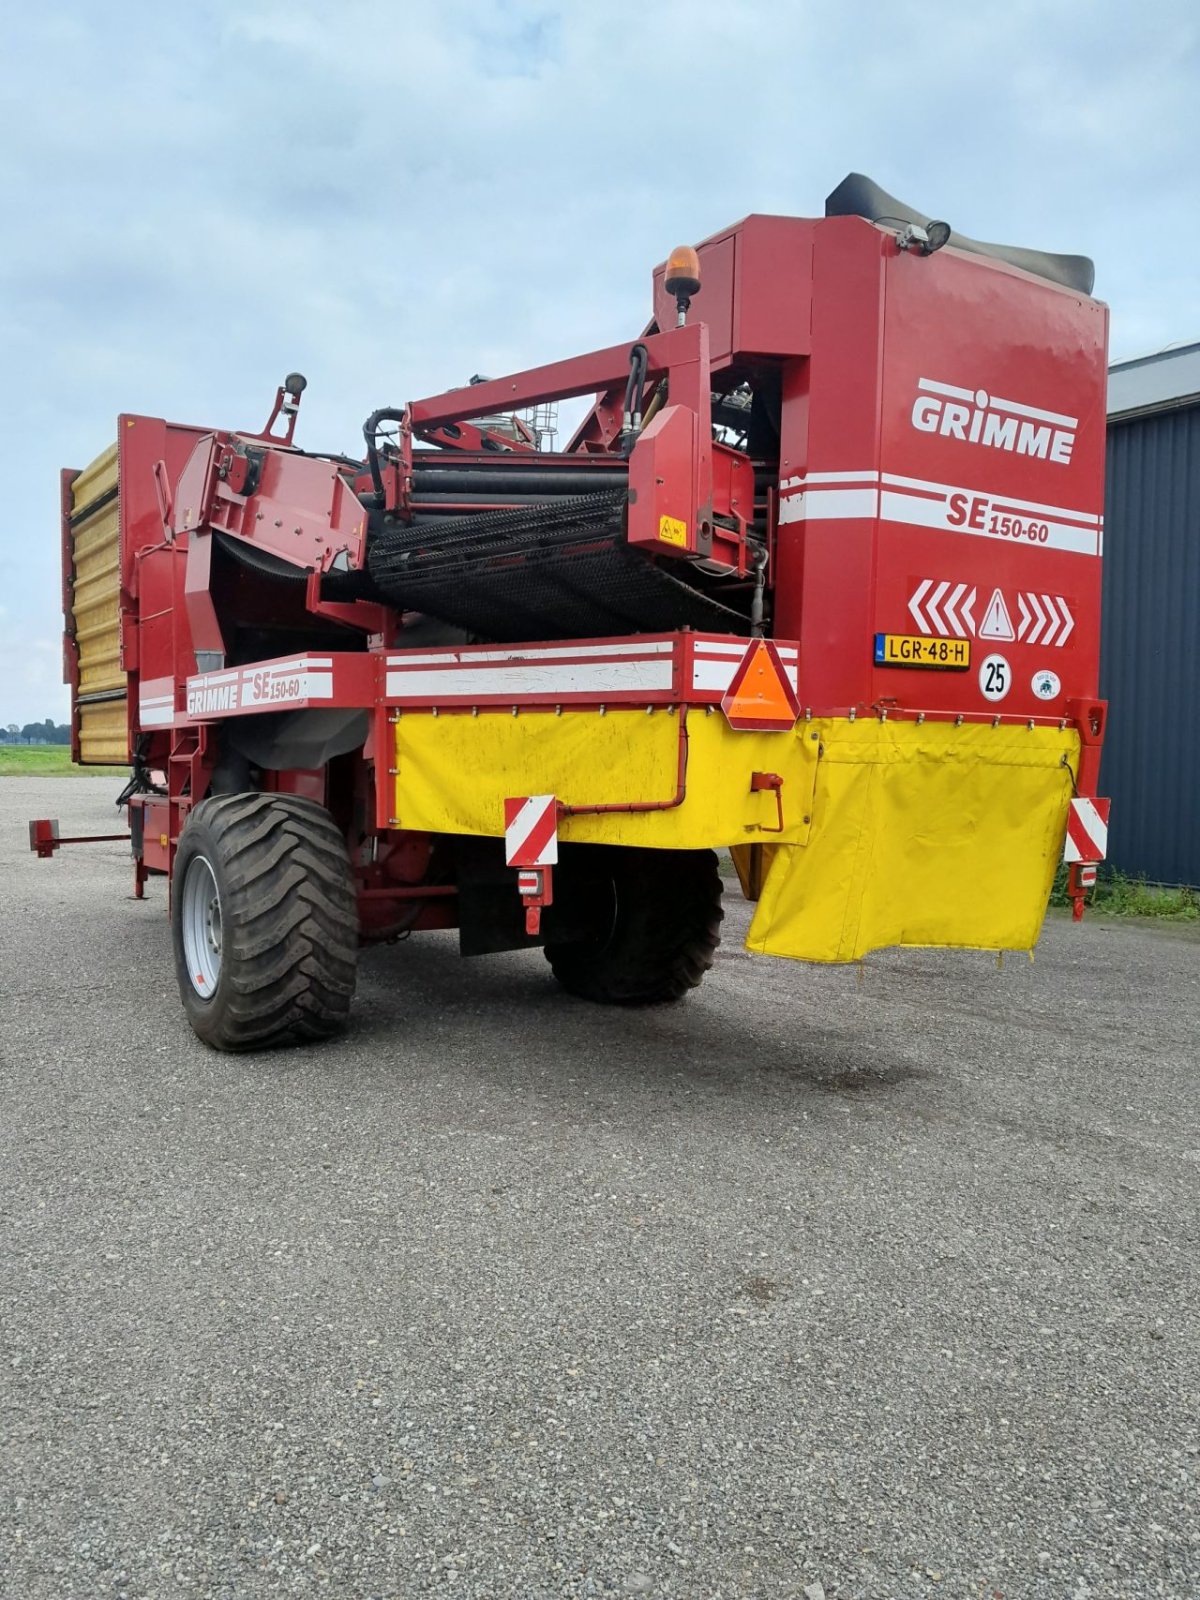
{"left": 979, "top": 587, "right": 1015, "bottom": 641}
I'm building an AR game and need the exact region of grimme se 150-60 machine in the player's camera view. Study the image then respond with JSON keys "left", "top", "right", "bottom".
{"left": 37, "top": 175, "right": 1111, "bottom": 1050}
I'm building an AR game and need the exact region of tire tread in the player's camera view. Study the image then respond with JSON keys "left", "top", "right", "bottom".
{"left": 173, "top": 793, "right": 358, "bottom": 1051}
{"left": 545, "top": 847, "right": 723, "bottom": 1006}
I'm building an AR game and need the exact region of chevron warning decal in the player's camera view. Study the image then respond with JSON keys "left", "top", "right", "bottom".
{"left": 907, "top": 578, "right": 978, "bottom": 637}
{"left": 1017, "top": 592, "right": 1075, "bottom": 647}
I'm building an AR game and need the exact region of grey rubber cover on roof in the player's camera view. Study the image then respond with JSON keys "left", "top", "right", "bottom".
{"left": 826, "top": 173, "right": 1095, "bottom": 296}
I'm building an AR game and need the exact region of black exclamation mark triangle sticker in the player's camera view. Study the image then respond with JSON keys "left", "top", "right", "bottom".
{"left": 980, "top": 587, "right": 1015, "bottom": 641}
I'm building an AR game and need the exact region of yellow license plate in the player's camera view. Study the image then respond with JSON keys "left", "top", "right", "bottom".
{"left": 874, "top": 633, "right": 971, "bottom": 669}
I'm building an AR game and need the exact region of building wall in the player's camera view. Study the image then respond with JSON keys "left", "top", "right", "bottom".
{"left": 1100, "top": 402, "right": 1200, "bottom": 886}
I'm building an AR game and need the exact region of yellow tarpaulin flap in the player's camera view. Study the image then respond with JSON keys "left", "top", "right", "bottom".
{"left": 746, "top": 719, "right": 1077, "bottom": 963}
{"left": 393, "top": 708, "right": 818, "bottom": 851}
{"left": 394, "top": 706, "right": 1074, "bottom": 963}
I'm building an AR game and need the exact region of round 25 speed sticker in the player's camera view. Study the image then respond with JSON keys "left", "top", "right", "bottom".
{"left": 978, "top": 654, "right": 1011, "bottom": 702}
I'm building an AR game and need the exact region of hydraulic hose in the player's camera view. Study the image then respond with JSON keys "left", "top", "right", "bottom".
{"left": 621, "top": 343, "right": 650, "bottom": 454}
{"left": 363, "top": 407, "right": 406, "bottom": 507}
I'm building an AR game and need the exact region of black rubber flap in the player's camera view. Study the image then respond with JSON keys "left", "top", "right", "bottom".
{"left": 367, "top": 491, "right": 750, "bottom": 642}
{"left": 825, "top": 172, "right": 1094, "bottom": 295}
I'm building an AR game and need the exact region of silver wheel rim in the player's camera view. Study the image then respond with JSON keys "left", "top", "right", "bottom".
{"left": 181, "top": 855, "right": 222, "bottom": 998}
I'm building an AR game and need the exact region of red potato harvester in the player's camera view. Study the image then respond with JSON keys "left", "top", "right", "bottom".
{"left": 36, "top": 174, "right": 1109, "bottom": 1050}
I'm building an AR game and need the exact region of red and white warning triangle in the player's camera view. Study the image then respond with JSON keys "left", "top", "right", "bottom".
{"left": 980, "top": 587, "right": 1015, "bottom": 641}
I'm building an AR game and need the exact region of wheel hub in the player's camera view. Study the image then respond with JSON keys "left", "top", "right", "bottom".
{"left": 181, "top": 855, "right": 222, "bottom": 997}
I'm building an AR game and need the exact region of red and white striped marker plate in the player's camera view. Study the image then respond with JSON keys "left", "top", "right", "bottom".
{"left": 504, "top": 794, "right": 559, "bottom": 867}
{"left": 1063, "top": 797, "right": 1110, "bottom": 863}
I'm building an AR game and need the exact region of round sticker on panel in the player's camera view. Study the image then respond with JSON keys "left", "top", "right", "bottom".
{"left": 1031, "top": 668, "right": 1062, "bottom": 701}
{"left": 978, "top": 653, "right": 1011, "bottom": 702}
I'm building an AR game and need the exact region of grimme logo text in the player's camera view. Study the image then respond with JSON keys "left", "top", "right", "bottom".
{"left": 187, "top": 682, "right": 238, "bottom": 715}
{"left": 911, "top": 377, "right": 1077, "bottom": 465}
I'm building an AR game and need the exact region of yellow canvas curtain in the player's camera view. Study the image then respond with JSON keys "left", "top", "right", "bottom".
{"left": 393, "top": 704, "right": 1075, "bottom": 963}
{"left": 745, "top": 718, "right": 1077, "bottom": 962}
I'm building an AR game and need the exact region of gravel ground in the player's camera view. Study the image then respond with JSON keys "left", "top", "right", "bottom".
{"left": 1, "top": 776, "right": 1197, "bottom": 1600}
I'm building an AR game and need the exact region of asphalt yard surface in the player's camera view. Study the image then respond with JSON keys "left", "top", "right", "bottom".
{"left": 2, "top": 777, "right": 1198, "bottom": 1600}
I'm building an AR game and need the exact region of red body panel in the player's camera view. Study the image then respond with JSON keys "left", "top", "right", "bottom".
{"left": 118, "top": 415, "right": 214, "bottom": 755}
{"left": 873, "top": 247, "right": 1104, "bottom": 719}
{"left": 760, "top": 219, "right": 1106, "bottom": 718}
{"left": 652, "top": 215, "right": 815, "bottom": 365}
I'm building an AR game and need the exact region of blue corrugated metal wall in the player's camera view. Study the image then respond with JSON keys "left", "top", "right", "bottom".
{"left": 1100, "top": 403, "right": 1200, "bottom": 886}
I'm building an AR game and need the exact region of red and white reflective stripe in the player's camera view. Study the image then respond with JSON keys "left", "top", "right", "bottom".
{"left": 504, "top": 794, "right": 558, "bottom": 867}
{"left": 386, "top": 640, "right": 674, "bottom": 702}
{"left": 778, "top": 468, "right": 1103, "bottom": 556}
{"left": 138, "top": 675, "right": 177, "bottom": 729}
{"left": 690, "top": 639, "right": 799, "bottom": 695}
{"left": 383, "top": 633, "right": 803, "bottom": 707}
{"left": 1063, "top": 797, "right": 1110, "bottom": 863}
{"left": 185, "top": 655, "right": 338, "bottom": 718}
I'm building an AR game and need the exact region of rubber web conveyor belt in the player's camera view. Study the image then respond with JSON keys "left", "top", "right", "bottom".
{"left": 367, "top": 490, "right": 752, "bottom": 641}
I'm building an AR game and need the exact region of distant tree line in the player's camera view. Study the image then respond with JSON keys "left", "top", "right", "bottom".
{"left": 1, "top": 719, "right": 71, "bottom": 745}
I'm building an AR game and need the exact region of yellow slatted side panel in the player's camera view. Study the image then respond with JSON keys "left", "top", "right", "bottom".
{"left": 69, "top": 443, "right": 128, "bottom": 764}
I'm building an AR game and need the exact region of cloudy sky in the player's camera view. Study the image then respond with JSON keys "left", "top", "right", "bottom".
{"left": 1, "top": 0, "right": 1196, "bottom": 728}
